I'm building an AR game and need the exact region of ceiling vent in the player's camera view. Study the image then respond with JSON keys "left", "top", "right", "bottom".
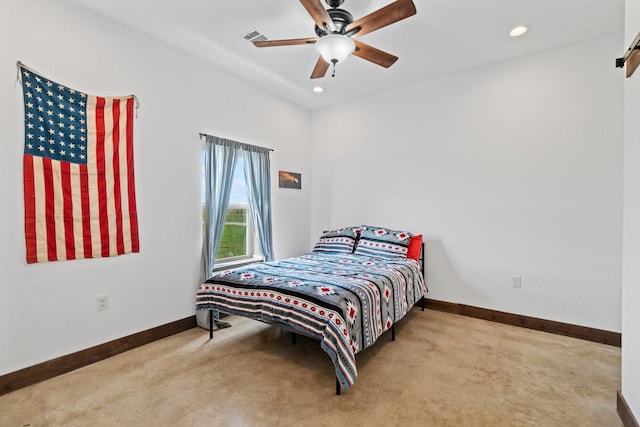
{"left": 243, "top": 29, "right": 269, "bottom": 43}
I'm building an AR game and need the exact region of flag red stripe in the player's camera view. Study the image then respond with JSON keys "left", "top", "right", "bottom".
{"left": 42, "top": 157, "right": 57, "bottom": 261}
{"left": 112, "top": 99, "right": 125, "bottom": 255}
{"left": 61, "top": 161, "right": 76, "bottom": 260}
{"left": 95, "top": 97, "right": 110, "bottom": 257}
{"left": 80, "top": 164, "right": 92, "bottom": 259}
{"left": 126, "top": 97, "right": 140, "bottom": 252}
{"left": 24, "top": 155, "right": 38, "bottom": 263}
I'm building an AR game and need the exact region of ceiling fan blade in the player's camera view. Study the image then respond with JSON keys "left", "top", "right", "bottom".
{"left": 346, "top": 0, "right": 416, "bottom": 38}
{"left": 299, "top": 0, "right": 337, "bottom": 33}
{"left": 310, "top": 56, "right": 330, "bottom": 79}
{"left": 254, "top": 38, "right": 318, "bottom": 47}
{"left": 353, "top": 40, "right": 398, "bottom": 68}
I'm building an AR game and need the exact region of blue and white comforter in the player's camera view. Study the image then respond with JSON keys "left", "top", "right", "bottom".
{"left": 195, "top": 252, "right": 427, "bottom": 390}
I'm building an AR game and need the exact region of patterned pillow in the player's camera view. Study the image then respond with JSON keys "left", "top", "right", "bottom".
{"left": 353, "top": 225, "right": 413, "bottom": 259}
{"left": 312, "top": 227, "right": 362, "bottom": 254}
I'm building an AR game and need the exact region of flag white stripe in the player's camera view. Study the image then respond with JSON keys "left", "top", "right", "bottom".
{"left": 51, "top": 160, "right": 65, "bottom": 260}
{"left": 33, "top": 157, "right": 47, "bottom": 262}
{"left": 70, "top": 162, "right": 83, "bottom": 259}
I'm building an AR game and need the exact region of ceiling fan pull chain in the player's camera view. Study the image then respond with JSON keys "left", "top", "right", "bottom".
{"left": 331, "top": 60, "right": 337, "bottom": 77}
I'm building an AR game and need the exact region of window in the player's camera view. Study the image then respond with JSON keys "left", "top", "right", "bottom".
{"left": 202, "top": 154, "right": 256, "bottom": 263}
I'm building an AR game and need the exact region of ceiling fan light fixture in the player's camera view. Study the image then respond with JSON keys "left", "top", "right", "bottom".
{"left": 315, "top": 34, "right": 355, "bottom": 64}
{"left": 509, "top": 25, "right": 529, "bottom": 37}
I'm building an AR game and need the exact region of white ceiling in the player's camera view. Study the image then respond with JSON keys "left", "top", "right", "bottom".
{"left": 68, "top": 0, "right": 623, "bottom": 110}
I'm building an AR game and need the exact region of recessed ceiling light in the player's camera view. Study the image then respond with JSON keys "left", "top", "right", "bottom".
{"left": 313, "top": 86, "right": 324, "bottom": 93}
{"left": 509, "top": 25, "right": 529, "bottom": 37}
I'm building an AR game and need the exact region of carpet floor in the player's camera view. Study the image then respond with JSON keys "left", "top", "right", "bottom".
{"left": 0, "top": 309, "right": 621, "bottom": 426}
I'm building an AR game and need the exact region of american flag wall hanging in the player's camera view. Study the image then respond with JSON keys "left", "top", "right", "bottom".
{"left": 18, "top": 62, "right": 140, "bottom": 263}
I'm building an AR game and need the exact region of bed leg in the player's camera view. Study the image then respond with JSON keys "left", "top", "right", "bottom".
{"left": 336, "top": 377, "right": 341, "bottom": 396}
{"left": 292, "top": 332, "right": 297, "bottom": 345}
{"left": 209, "top": 309, "right": 214, "bottom": 340}
{"left": 421, "top": 296, "right": 425, "bottom": 311}
{"left": 392, "top": 324, "right": 396, "bottom": 341}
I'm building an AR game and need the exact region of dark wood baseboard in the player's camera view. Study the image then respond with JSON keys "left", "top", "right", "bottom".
{"left": 424, "top": 299, "right": 621, "bottom": 347}
{"left": 0, "top": 315, "right": 196, "bottom": 397}
{"left": 618, "top": 390, "right": 640, "bottom": 427}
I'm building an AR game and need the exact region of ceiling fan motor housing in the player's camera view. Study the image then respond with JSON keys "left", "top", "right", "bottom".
{"left": 326, "top": 0, "right": 345, "bottom": 7}
{"left": 314, "top": 8, "right": 354, "bottom": 37}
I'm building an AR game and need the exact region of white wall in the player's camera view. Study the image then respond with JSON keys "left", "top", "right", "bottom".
{"left": 622, "top": 0, "right": 640, "bottom": 419}
{"left": 311, "top": 34, "right": 623, "bottom": 332}
{"left": 0, "top": 0, "right": 311, "bottom": 375}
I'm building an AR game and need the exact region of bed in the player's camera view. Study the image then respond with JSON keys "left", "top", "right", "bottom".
{"left": 195, "top": 225, "right": 427, "bottom": 394}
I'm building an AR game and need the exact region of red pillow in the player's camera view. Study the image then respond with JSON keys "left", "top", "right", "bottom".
{"left": 406, "top": 234, "right": 423, "bottom": 260}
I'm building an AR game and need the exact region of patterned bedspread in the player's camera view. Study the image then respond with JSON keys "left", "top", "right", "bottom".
{"left": 195, "top": 252, "right": 427, "bottom": 390}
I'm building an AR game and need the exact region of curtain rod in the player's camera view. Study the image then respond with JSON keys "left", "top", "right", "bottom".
{"left": 199, "top": 132, "right": 274, "bottom": 152}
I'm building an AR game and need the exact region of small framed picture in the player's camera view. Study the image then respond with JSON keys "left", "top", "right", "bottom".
{"left": 279, "top": 170, "right": 301, "bottom": 189}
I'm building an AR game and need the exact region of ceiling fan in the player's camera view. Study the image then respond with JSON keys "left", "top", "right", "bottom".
{"left": 253, "top": 0, "right": 417, "bottom": 79}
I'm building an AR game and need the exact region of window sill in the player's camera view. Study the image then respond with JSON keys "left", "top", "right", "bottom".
{"left": 212, "top": 256, "right": 264, "bottom": 273}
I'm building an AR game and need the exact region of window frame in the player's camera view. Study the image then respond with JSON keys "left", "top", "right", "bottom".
{"left": 215, "top": 201, "right": 255, "bottom": 264}
{"left": 201, "top": 151, "right": 258, "bottom": 265}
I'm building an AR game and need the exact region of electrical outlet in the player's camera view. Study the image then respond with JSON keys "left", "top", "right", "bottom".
{"left": 512, "top": 276, "right": 522, "bottom": 288}
{"left": 97, "top": 294, "right": 109, "bottom": 311}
